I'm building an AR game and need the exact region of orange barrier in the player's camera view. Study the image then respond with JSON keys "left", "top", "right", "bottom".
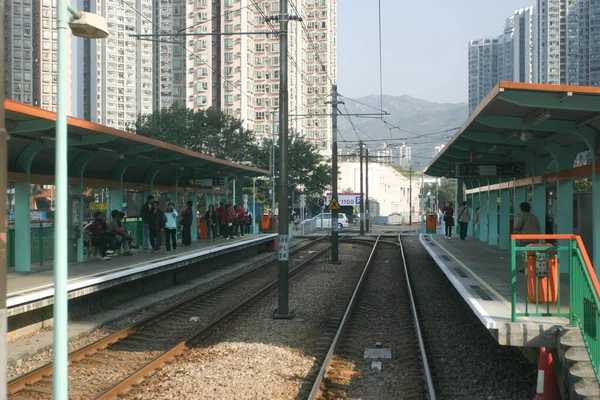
{"left": 512, "top": 234, "right": 600, "bottom": 298}
{"left": 535, "top": 347, "right": 559, "bottom": 400}
{"left": 526, "top": 243, "right": 558, "bottom": 304}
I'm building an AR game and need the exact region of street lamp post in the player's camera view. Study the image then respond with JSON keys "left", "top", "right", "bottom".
{"left": 54, "top": 5, "right": 107, "bottom": 398}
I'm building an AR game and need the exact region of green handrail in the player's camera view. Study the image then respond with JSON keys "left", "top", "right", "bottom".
{"left": 511, "top": 234, "right": 600, "bottom": 382}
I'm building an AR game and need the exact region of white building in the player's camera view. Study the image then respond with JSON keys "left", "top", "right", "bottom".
{"left": 338, "top": 162, "right": 421, "bottom": 217}
{"left": 468, "top": 6, "right": 537, "bottom": 114}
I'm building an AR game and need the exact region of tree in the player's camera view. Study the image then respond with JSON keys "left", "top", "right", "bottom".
{"left": 243, "top": 131, "right": 332, "bottom": 210}
{"left": 421, "top": 180, "right": 456, "bottom": 209}
{"left": 129, "top": 104, "right": 259, "bottom": 162}
{"left": 341, "top": 188, "right": 354, "bottom": 194}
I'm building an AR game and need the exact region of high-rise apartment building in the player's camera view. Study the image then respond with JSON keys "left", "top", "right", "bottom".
{"left": 537, "top": 0, "right": 600, "bottom": 86}
{"left": 5, "top": 0, "right": 337, "bottom": 151}
{"left": 182, "top": 0, "right": 337, "bottom": 152}
{"left": 468, "top": 6, "right": 537, "bottom": 114}
{"left": 4, "top": 0, "right": 72, "bottom": 113}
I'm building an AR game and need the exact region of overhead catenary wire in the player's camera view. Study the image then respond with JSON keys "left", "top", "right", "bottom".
{"left": 180, "top": 0, "right": 268, "bottom": 33}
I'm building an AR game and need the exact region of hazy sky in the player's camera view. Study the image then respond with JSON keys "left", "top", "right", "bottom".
{"left": 337, "top": 0, "right": 533, "bottom": 104}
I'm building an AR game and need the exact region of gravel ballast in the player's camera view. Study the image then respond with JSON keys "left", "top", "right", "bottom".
{"left": 125, "top": 244, "right": 371, "bottom": 399}
{"left": 403, "top": 235, "right": 537, "bottom": 399}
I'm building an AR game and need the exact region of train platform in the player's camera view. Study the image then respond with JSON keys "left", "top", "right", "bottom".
{"left": 7, "top": 233, "right": 278, "bottom": 339}
{"left": 419, "top": 232, "right": 571, "bottom": 348}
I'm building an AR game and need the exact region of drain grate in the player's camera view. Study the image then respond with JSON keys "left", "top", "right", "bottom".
{"left": 470, "top": 285, "right": 493, "bottom": 301}
{"left": 454, "top": 268, "right": 468, "bottom": 278}
{"left": 441, "top": 255, "right": 451, "bottom": 262}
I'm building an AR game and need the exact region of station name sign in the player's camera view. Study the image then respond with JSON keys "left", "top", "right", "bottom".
{"left": 181, "top": 178, "right": 226, "bottom": 188}
{"left": 456, "top": 163, "right": 525, "bottom": 178}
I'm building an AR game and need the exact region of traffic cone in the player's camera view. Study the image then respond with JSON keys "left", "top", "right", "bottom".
{"left": 535, "top": 347, "right": 559, "bottom": 400}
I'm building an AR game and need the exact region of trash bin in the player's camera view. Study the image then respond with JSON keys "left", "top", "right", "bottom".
{"left": 198, "top": 221, "right": 207, "bottom": 239}
{"left": 426, "top": 213, "right": 437, "bottom": 234}
{"left": 526, "top": 243, "right": 558, "bottom": 304}
{"left": 262, "top": 213, "right": 271, "bottom": 231}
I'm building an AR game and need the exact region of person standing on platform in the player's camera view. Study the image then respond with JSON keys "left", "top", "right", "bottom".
{"left": 148, "top": 201, "right": 166, "bottom": 254}
{"left": 181, "top": 201, "right": 193, "bottom": 246}
{"left": 512, "top": 202, "right": 541, "bottom": 272}
{"left": 205, "top": 204, "right": 218, "bottom": 241}
{"left": 456, "top": 201, "right": 471, "bottom": 240}
{"left": 235, "top": 205, "right": 246, "bottom": 237}
{"left": 164, "top": 202, "right": 178, "bottom": 253}
{"left": 141, "top": 195, "right": 154, "bottom": 250}
{"left": 216, "top": 202, "right": 225, "bottom": 237}
{"left": 442, "top": 201, "right": 455, "bottom": 239}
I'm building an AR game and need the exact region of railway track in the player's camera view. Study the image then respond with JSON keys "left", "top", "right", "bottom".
{"left": 8, "top": 236, "right": 334, "bottom": 400}
{"left": 306, "top": 232, "right": 436, "bottom": 400}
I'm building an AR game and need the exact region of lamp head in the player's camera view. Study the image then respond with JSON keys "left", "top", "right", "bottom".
{"left": 69, "top": 12, "right": 109, "bottom": 38}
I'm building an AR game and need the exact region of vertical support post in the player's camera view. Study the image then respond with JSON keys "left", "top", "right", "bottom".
{"left": 557, "top": 179, "right": 573, "bottom": 273}
{"left": 53, "top": 0, "right": 69, "bottom": 394}
{"left": 359, "top": 142, "right": 364, "bottom": 235}
{"left": 330, "top": 84, "right": 340, "bottom": 263}
{"left": 480, "top": 191, "right": 489, "bottom": 242}
{"left": 365, "top": 148, "right": 369, "bottom": 232}
{"left": 14, "top": 181, "right": 32, "bottom": 272}
{"left": 514, "top": 186, "right": 527, "bottom": 208}
{"left": 108, "top": 187, "right": 123, "bottom": 214}
{"left": 189, "top": 193, "right": 198, "bottom": 242}
{"left": 409, "top": 164, "right": 412, "bottom": 225}
{"left": 0, "top": 1, "right": 8, "bottom": 392}
{"left": 488, "top": 190, "right": 499, "bottom": 247}
{"left": 252, "top": 178, "right": 257, "bottom": 234}
{"left": 232, "top": 178, "right": 236, "bottom": 206}
{"left": 533, "top": 183, "right": 547, "bottom": 235}
{"left": 499, "top": 188, "right": 510, "bottom": 250}
{"left": 471, "top": 191, "right": 480, "bottom": 238}
{"left": 274, "top": 0, "right": 293, "bottom": 318}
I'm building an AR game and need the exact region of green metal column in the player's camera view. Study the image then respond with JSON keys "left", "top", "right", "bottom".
{"left": 479, "top": 191, "right": 489, "bottom": 242}
{"left": 471, "top": 192, "right": 480, "bottom": 239}
{"left": 499, "top": 189, "right": 510, "bottom": 250}
{"left": 108, "top": 187, "right": 123, "bottom": 214}
{"left": 189, "top": 193, "right": 198, "bottom": 242}
{"left": 514, "top": 186, "right": 527, "bottom": 209}
{"left": 488, "top": 190, "right": 499, "bottom": 246}
{"left": 532, "top": 183, "right": 546, "bottom": 235}
{"left": 14, "top": 181, "right": 31, "bottom": 272}
{"left": 557, "top": 179, "right": 573, "bottom": 273}
{"left": 593, "top": 169, "right": 600, "bottom": 271}
{"left": 70, "top": 186, "right": 84, "bottom": 262}
{"left": 466, "top": 193, "right": 474, "bottom": 236}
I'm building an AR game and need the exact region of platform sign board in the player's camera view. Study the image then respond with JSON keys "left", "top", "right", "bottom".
{"left": 181, "top": 178, "right": 226, "bottom": 188}
{"left": 456, "top": 163, "right": 525, "bottom": 178}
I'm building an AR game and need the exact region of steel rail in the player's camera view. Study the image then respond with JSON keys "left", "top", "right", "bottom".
{"left": 7, "top": 236, "right": 327, "bottom": 396}
{"left": 398, "top": 233, "right": 437, "bottom": 400}
{"left": 96, "top": 239, "right": 336, "bottom": 399}
{"left": 307, "top": 231, "right": 386, "bottom": 399}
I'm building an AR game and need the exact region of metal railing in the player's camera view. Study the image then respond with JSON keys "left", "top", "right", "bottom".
{"left": 511, "top": 234, "right": 600, "bottom": 382}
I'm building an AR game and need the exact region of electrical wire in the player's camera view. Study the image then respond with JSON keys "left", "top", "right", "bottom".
{"left": 121, "top": 0, "right": 257, "bottom": 106}
{"left": 180, "top": 0, "right": 268, "bottom": 33}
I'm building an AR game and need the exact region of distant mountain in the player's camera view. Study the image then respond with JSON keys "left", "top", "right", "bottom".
{"left": 337, "top": 94, "right": 468, "bottom": 169}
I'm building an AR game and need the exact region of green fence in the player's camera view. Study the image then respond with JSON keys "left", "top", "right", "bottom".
{"left": 7, "top": 223, "right": 55, "bottom": 267}
{"left": 511, "top": 234, "right": 600, "bottom": 382}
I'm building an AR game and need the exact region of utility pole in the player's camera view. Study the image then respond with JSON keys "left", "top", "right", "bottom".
{"left": 365, "top": 148, "right": 370, "bottom": 232}
{"left": 409, "top": 163, "right": 413, "bottom": 225}
{"left": 273, "top": 0, "right": 293, "bottom": 318}
{"left": 0, "top": 0, "right": 9, "bottom": 394}
{"left": 359, "top": 141, "right": 364, "bottom": 235}
{"left": 330, "top": 84, "right": 340, "bottom": 263}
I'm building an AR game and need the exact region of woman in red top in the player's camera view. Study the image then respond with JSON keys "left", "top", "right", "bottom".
{"left": 442, "top": 201, "right": 454, "bottom": 239}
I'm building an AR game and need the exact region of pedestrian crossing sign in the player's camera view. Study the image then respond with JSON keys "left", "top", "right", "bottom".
{"left": 328, "top": 197, "right": 341, "bottom": 210}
